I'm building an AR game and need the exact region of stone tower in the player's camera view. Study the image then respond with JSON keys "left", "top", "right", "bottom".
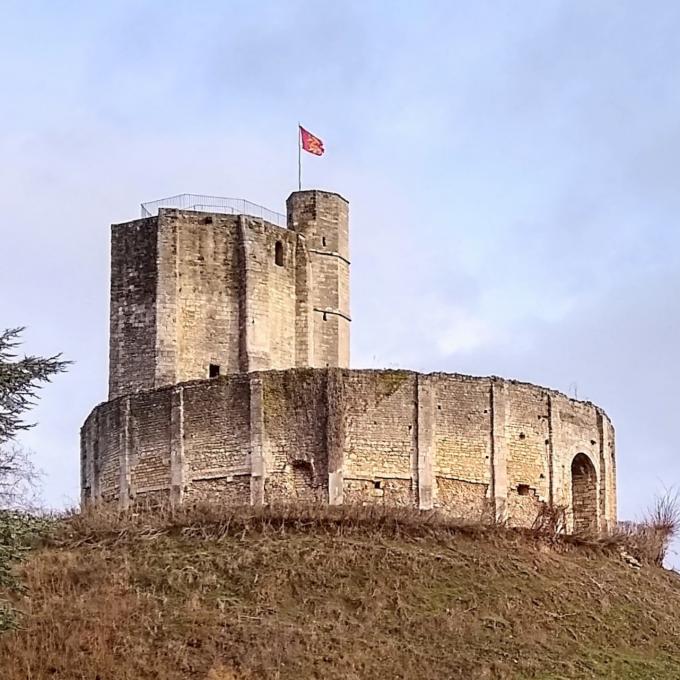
{"left": 287, "top": 191, "right": 350, "bottom": 368}
{"left": 107, "top": 190, "right": 350, "bottom": 400}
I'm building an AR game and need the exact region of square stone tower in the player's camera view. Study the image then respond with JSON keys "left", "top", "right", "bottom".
{"left": 108, "top": 190, "right": 350, "bottom": 399}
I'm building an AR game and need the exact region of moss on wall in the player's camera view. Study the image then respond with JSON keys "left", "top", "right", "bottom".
{"left": 374, "top": 370, "right": 410, "bottom": 403}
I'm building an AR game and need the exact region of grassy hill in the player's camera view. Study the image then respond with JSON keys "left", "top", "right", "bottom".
{"left": 1, "top": 505, "right": 680, "bottom": 680}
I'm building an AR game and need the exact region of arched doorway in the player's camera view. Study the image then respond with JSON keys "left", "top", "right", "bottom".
{"left": 571, "top": 453, "right": 597, "bottom": 533}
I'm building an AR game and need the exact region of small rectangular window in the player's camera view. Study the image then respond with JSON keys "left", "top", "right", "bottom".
{"left": 209, "top": 364, "right": 220, "bottom": 378}
{"left": 275, "top": 241, "right": 284, "bottom": 266}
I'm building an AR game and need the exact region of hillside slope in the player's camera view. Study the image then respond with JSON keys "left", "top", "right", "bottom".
{"left": 1, "top": 505, "right": 680, "bottom": 680}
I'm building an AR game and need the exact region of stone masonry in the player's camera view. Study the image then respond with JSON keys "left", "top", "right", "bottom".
{"left": 108, "top": 190, "right": 350, "bottom": 399}
{"left": 83, "top": 189, "right": 617, "bottom": 532}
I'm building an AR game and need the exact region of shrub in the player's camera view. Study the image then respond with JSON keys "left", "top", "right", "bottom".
{"left": 610, "top": 489, "right": 680, "bottom": 567}
{"left": 643, "top": 488, "right": 680, "bottom": 566}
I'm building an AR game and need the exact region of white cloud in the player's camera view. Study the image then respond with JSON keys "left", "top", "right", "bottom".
{"left": 435, "top": 306, "right": 500, "bottom": 356}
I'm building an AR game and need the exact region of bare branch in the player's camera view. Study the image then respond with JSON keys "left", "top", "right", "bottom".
{"left": 0, "top": 442, "right": 42, "bottom": 510}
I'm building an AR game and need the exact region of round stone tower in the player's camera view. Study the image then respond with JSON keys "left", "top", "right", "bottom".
{"left": 287, "top": 190, "right": 350, "bottom": 368}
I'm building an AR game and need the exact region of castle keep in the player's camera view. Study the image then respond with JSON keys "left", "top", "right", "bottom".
{"left": 82, "top": 190, "right": 617, "bottom": 532}
{"left": 108, "top": 191, "right": 349, "bottom": 398}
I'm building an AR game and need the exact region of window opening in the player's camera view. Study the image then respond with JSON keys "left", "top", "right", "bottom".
{"left": 275, "top": 241, "right": 284, "bottom": 266}
{"left": 209, "top": 364, "right": 220, "bottom": 378}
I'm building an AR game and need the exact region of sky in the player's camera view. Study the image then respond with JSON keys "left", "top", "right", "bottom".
{"left": 1, "top": 1, "right": 679, "bottom": 558}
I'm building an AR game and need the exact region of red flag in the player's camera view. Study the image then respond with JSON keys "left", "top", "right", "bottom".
{"left": 300, "top": 126, "right": 325, "bottom": 156}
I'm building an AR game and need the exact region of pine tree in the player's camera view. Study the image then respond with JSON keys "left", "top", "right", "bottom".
{"left": 0, "top": 328, "right": 67, "bottom": 629}
{"left": 0, "top": 327, "right": 68, "bottom": 446}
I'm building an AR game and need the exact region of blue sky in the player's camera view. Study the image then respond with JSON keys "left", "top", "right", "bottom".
{"left": 1, "top": 1, "right": 679, "bottom": 557}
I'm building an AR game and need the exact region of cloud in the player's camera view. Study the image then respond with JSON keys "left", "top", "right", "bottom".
{"left": 435, "top": 306, "right": 499, "bottom": 355}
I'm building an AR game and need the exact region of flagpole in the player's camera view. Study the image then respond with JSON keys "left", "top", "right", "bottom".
{"left": 297, "top": 123, "right": 302, "bottom": 191}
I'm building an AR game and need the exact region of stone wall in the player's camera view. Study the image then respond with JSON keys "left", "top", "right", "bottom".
{"left": 82, "top": 369, "right": 616, "bottom": 531}
{"left": 108, "top": 218, "right": 159, "bottom": 399}
{"left": 263, "top": 370, "right": 329, "bottom": 503}
{"left": 108, "top": 191, "right": 350, "bottom": 400}
{"left": 342, "top": 371, "right": 416, "bottom": 507}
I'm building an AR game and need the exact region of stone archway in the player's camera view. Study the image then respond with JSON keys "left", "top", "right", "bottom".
{"left": 571, "top": 453, "right": 597, "bottom": 533}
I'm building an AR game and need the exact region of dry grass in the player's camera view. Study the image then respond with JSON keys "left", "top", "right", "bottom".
{"left": 1, "top": 503, "right": 680, "bottom": 679}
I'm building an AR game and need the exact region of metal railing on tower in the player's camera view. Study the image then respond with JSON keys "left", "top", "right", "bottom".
{"left": 140, "top": 194, "right": 286, "bottom": 228}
